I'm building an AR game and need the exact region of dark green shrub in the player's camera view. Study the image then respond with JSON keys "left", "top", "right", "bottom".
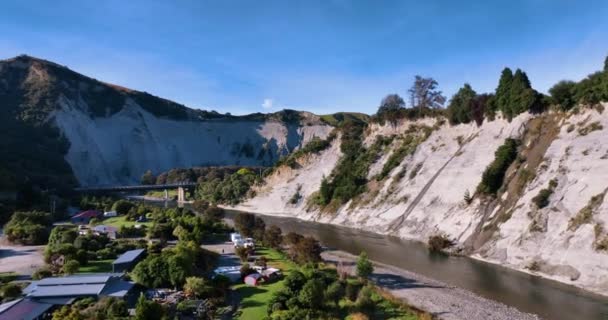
{"left": 477, "top": 138, "right": 519, "bottom": 195}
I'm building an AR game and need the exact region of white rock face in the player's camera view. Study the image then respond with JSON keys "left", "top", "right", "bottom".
{"left": 236, "top": 106, "right": 608, "bottom": 295}
{"left": 52, "top": 96, "right": 332, "bottom": 185}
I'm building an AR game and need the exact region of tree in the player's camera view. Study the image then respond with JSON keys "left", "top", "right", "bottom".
{"left": 264, "top": 225, "right": 283, "bottom": 249}
{"left": 284, "top": 232, "right": 304, "bottom": 246}
{"left": 508, "top": 69, "right": 535, "bottom": 116}
{"left": 1, "top": 283, "right": 22, "bottom": 299}
{"left": 290, "top": 236, "right": 322, "bottom": 264}
{"left": 135, "top": 293, "right": 165, "bottom": 320}
{"left": 356, "top": 251, "right": 374, "bottom": 280}
{"left": 298, "top": 279, "right": 324, "bottom": 309}
{"left": 184, "top": 277, "right": 211, "bottom": 298}
{"left": 377, "top": 94, "right": 406, "bottom": 125}
{"left": 549, "top": 80, "right": 577, "bottom": 110}
{"left": 318, "top": 176, "right": 332, "bottom": 205}
{"left": 495, "top": 67, "right": 513, "bottom": 115}
{"left": 167, "top": 253, "right": 191, "bottom": 288}
{"left": 253, "top": 216, "right": 266, "bottom": 240}
{"left": 112, "top": 200, "right": 135, "bottom": 215}
{"left": 471, "top": 93, "right": 491, "bottom": 126}
{"left": 141, "top": 170, "right": 156, "bottom": 185}
{"left": 408, "top": 76, "right": 446, "bottom": 113}
{"left": 191, "top": 200, "right": 209, "bottom": 213}
{"left": 234, "top": 212, "right": 256, "bottom": 237}
{"left": 447, "top": 83, "right": 477, "bottom": 125}
{"left": 325, "top": 281, "right": 344, "bottom": 304}
{"left": 284, "top": 270, "right": 307, "bottom": 294}
{"left": 235, "top": 246, "right": 250, "bottom": 262}
{"left": 3, "top": 211, "right": 52, "bottom": 245}
{"left": 604, "top": 54, "right": 608, "bottom": 72}
{"left": 62, "top": 260, "right": 80, "bottom": 275}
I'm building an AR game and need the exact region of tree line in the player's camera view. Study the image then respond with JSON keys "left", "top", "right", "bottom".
{"left": 375, "top": 54, "right": 608, "bottom": 127}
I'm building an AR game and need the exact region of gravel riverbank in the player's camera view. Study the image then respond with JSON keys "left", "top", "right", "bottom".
{"left": 322, "top": 249, "right": 540, "bottom": 320}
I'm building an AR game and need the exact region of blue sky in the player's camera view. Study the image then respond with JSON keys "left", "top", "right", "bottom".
{"left": 1, "top": 1, "right": 607, "bottom": 115}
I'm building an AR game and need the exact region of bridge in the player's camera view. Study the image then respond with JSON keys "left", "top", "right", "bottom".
{"left": 74, "top": 182, "right": 198, "bottom": 202}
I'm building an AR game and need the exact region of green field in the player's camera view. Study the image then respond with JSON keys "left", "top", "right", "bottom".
{"left": 103, "top": 216, "right": 152, "bottom": 228}
{"left": 77, "top": 259, "right": 113, "bottom": 273}
{"left": 233, "top": 247, "right": 296, "bottom": 320}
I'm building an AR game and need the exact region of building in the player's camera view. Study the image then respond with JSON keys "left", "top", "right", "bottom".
{"left": 0, "top": 298, "right": 54, "bottom": 320}
{"left": 93, "top": 225, "right": 118, "bottom": 239}
{"left": 103, "top": 211, "right": 118, "bottom": 217}
{"left": 0, "top": 273, "right": 137, "bottom": 319}
{"left": 71, "top": 210, "right": 101, "bottom": 224}
{"left": 112, "top": 249, "right": 146, "bottom": 273}
{"left": 23, "top": 274, "right": 135, "bottom": 301}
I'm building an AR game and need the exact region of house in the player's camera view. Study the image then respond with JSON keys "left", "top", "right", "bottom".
{"left": 112, "top": 249, "right": 146, "bottom": 273}
{"left": 5, "top": 273, "right": 138, "bottom": 319}
{"left": 0, "top": 297, "right": 55, "bottom": 320}
{"left": 23, "top": 274, "right": 135, "bottom": 301}
{"left": 93, "top": 225, "right": 118, "bottom": 239}
{"left": 71, "top": 210, "right": 101, "bottom": 224}
{"left": 103, "top": 211, "right": 118, "bottom": 217}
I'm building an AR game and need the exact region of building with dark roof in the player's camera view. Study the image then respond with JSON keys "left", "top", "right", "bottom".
{"left": 23, "top": 273, "right": 134, "bottom": 300}
{"left": 0, "top": 273, "right": 137, "bottom": 320}
{"left": 112, "top": 248, "right": 146, "bottom": 273}
{"left": 0, "top": 298, "right": 54, "bottom": 320}
{"left": 70, "top": 210, "right": 101, "bottom": 224}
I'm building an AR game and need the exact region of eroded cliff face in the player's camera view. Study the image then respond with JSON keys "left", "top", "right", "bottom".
{"left": 236, "top": 105, "right": 608, "bottom": 295}
{"left": 0, "top": 55, "right": 333, "bottom": 186}
{"left": 52, "top": 97, "right": 332, "bottom": 185}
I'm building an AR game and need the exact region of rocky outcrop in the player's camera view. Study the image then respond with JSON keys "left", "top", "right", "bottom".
{"left": 236, "top": 106, "right": 608, "bottom": 296}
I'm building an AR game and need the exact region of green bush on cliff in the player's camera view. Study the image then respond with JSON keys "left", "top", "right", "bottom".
{"left": 476, "top": 138, "right": 519, "bottom": 196}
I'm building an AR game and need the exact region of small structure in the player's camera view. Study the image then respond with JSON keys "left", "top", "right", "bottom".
{"left": 243, "top": 273, "right": 264, "bottom": 286}
{"left": 213, "top": 266, "right": 242, "bottom": 282}
{"left": 93, "top": 225, "right": 118, "bottom": 239}
{"left": 103, "top": 211, "right": 118, "bottom": 217}
{"left": 261, "top": 268, "right": 282, "bottom": 281}
{"left": 112, "top": 249, "right": 146, "bottom": 273}
{"left": 71, "top": 210, "right": 101, "bottom": 224}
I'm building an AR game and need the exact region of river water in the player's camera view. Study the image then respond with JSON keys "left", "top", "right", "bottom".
{"left": 222, "top": 210, "right": 608, "bottom": 320}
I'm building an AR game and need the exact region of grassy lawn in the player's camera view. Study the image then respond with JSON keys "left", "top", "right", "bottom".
{"left": 103, "top": 216, "right": 152, "bottom": 228}
{"left": 233, "top": 247, "right": 296, "bottom": 320}
{"left": 77, "top": 259, "right": 114, "bottom": 273}
{"left": 146, "top": 190, "right": 177, "bottom": 199}
{"left": 232, "top": 247, "right": 428, "bottom": 320}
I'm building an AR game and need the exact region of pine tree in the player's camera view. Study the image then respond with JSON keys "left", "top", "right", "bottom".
{"left": 495, "top": 68, "right": 513, "bottom": 117}
{"left": 604, "top": 54, "right": 608, "bottom": 72}
{"left": 509, "top": 69, "right": 536, "bottom": 117}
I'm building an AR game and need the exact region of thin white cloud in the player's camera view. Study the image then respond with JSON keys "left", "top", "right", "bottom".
{"left": 262, "top": 98, "right": 274, "bottom": 109}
